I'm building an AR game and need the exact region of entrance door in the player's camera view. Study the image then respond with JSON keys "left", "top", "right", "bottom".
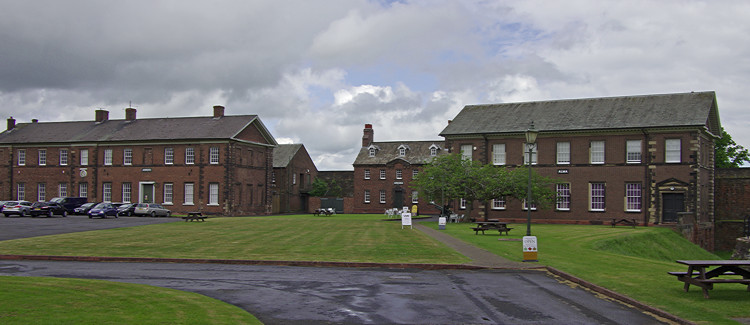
{"left": 141, "top": 183, "right": 154, "bottom": 203}
{"left": 393, "top": 188, "right": 403, "bottom": 209}
{"left": 662, "top": 193, "right": 684, "bottom": 223}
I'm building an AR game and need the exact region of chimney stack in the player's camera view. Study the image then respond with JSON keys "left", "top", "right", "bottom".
{"left": 32, "top": 119, "right": 38, "bottom": 123}
{"left": 362, "top": 124, "right": 373, "bottom": 147}
{"left": 95, "top": 109, "right": 109, "bottom": 123}
{"left": 7, "top": 117, "right": 15, "bottom": 131}
{"left": 213, "top": 105, "right": 225, "bottom": 118}
{"left": 125, "top": 108, "right": 137, "bottom": 121}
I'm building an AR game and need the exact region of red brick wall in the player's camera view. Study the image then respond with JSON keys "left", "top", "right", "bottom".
{"left": 715, "top": 168, "right": 750, "bottom": 250}
{"left": 352, "top": 163, "right": 442, "bottom": 215}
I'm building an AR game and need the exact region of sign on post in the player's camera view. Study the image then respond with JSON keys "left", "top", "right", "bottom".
{"left": 438, "top": 216, "right": 446, "bottom": 230}
{"left": 523, "top": 236, "right": 538, "bottom": 262}
{"left": 401, "top": 212, "right": 412, "bottom": 229}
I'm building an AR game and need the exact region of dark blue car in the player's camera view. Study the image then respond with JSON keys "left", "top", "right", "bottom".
{"left": 88, "top": 203, "right": 119, "bottom": 219}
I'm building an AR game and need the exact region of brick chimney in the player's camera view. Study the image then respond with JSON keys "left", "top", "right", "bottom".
{"left": 7, "top": 117, "right": 15, "bottom": 131}
{"left": 95, "top": 109, "right": 109, "bottom": 123}
{"left": 362, "top": 124, "right": 373, "bottom": 147}
{"left": 213, "top": 105, "right": 225, "bottom": 118}
{"left": 125, "top": 108, "right": 137, "bottom": 121}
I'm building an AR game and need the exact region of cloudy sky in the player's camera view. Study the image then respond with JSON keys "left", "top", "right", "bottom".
{"left": 1, "top": 0, "right": 748, "bottom": 170}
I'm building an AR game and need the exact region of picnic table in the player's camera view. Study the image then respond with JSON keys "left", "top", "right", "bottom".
{"left": 470, "top": 221, "right": 513, "bottom": 235}
{"left": 668, "top": 260, "right": 750, "bottom": 298}
{"left": 182, "top": 212, "right": 206, "bottom": 222}
{"left": 313, "top": 208, "right": 334, "bottom": 216}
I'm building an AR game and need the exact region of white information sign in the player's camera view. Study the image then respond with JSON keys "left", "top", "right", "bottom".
{"left": 438, "top": 216, "right": 446, "bottom": 230}
{"left": 401, "top": 212, "right": 412, "bottom": 229}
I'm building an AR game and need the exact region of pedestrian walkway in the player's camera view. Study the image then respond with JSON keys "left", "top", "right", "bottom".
{"left": 415, "top": 221, "right": 537, "bottom": 269}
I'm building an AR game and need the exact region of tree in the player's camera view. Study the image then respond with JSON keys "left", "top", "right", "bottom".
{"left": 715, "top": 127, "right": 750, "bottom": 168}
{"left": 309, "top": 178, "right": 329, "bottom": 197}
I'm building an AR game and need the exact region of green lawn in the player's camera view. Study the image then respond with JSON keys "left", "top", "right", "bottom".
{"left": 429, "top": 222, "right": 749, "bottom": 325}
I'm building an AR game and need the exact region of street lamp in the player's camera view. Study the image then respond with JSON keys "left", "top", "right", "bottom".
{"left": 525, "top": 121, "right": 538, "bottom": 236}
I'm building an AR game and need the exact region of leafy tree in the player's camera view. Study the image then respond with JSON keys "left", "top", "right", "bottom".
{"left": 327, "top": 179, "right": 343, "bottom": 197}
{"left": 715, "top": 127, "right": 750, "bottom": 168}
{"left": 309, "top": 178, "right": 329, "bottom": 197}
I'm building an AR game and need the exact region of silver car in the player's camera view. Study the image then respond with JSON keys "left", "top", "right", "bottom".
{"left": 3, "top": 201, "right": 33, "bottom": 217}
{"left": 133, "top": 203, "right": 171, "bottom": 217}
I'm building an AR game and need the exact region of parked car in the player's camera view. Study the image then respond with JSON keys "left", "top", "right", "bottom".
{"left": 73, "top": 202, "right": 98, "bottom": 215}
{"left": 49, "top": 197, "right": 88, "bottom": 213}
{"left": 30, "top": 201, "right": 68, "bottom": 217}
{"left": 88, "top": 202, "right": 119, "bottom": 219}
{"left": 117, "top": 203, "right": 137, "bottom": 216}
{"left": 133, "top": 203, "right": 171, "bottom": 217}
{"left": 3, "top": 201, "right": 33, "bottom": 217}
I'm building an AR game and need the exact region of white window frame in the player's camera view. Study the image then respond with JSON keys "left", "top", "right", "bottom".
{"left": 17, "top": 149, "right": 25, "bottom": 166}
{"left": 626, "top": 140, "right": 642, "bottom": 164}
{"left": 292, "top": 174, "right": 296, "bottom": 185}
{"left": 665, "top": 139, "right": 681, "bottom": 163}
{"left": 104, "top": 149, "right": 113, "bottom": 166}
{"left": 379, "top": 190, "right": 386, "bottom": 204}
{"left": 589, "top": 182, "right": 605, "bottom": 211}
{"left": 523, "top": 143, "right": 538, "bottom": 165}
{"left": 184, "top": 183, "right": 194, "bottom": 205}
{"left": 58, "top": 183, "right": 68, "bottom": 197}
{"left": 208, "top": 183, "right": 219, "bottom": 205}
{"left": 461, "top": 145, "right": 472, "bottom": 161}
{"left": 369, "top": 148, "right": 376, "bottom": 157}
{"left": 556, "top": 183, "right": 571, "bottom": 211}
{"left": 412, "top": 169, "right": 418, "bottom": 178}
{"left": 625, "top": 183, "right": 642, "bottom": 212}
{"left": 185, "top": 147, "right": 195, "bottom": 165}
{"left": 122, "top": 183, "right": 132, "bottom": 203}
{"left": 59, "top": 149, "right": 68, "bottom": 166}
{"left": 379, "top": 169, "right": 386, "bottom": 180}
{"left": 430, "top": 147, "right": 437, "bottom": 156}
{"left": 399, "top": 147, "right": 406, "bottom": 157}
{"left": 523, "top": 199, "right": 537, "bottom": 211}
{"left": 209, "top": 147, "right": 220, "bottom": 164}
{"left": 80, "top": 149, "right": 89, "bottom": 166}
{"left": 590, "top": 141, "right": 605, "bottom": 164}
{"left": 123, "top": 148, "right": 133, "bottom": 165}
{"left": 79, "top": 183, "right": 87, "bottom": 198}
{"left": 37, "top": 183, "right": 46, "bottom": 202}
{"left": 163, "top": 183, "right": 173, "bottom": 205}
{"left": 492, "top": 197, "right": 506, "bottom": 210}
{"left": 103, "top": 182, "right": 112, "bottom": 202}
{"left": 165, "top": 148, "right": 174, "bottom": 165}
{"left": 493, "top": 144, "right": 506, "bottom": 165}
{"left": 396, "top": 169, "right": 402, "bottom": 180}
{"left": 364, "top": 169, "right": 370, "bottom": 180}
{"left": 17, "top": 183, "right": 25, "bottom": 201}
{"left": 38, "top": 149, "right": 47, "bottom": 166}
{"left": 364, "top": 190, "right": 371, "bottom": 203}
{"left": 556, "top": 142, "right": 570, "bottom": 165}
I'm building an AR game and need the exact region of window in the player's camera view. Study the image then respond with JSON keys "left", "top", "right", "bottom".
{"left": 210, "top": 147, "right": 220, "bottom": 164}
{"left": 271, "top": 172, "right": 276, "bottom": 184}
{"left": 165, "top": 148, "right": 174, "bottom": 164}
{"left": 38, "top": 149, "right": 47, "bottom": 166}
{"left": 556, "top": 142, "right": 570, "bottom": 165}
{"left": 556, "top": 183, "right": 571, "bottom": 211}
{"left": 523, "top": 143, "right": 537, "bottom": 165}
{"left": 399, "top": 147, "right": 406, "bottom": 156}
{"left": 17, "top": 183, "right": 25, "bottom": 201}
{"left": 626, "top": 183, "right": 642, "bottom": 212}
{"left": 412, "top": 191, "right": 418, "bottom": 204}
{"left": 292, "top": 174, "right": 296, "bottom": 185}
{"left": 430, "top": 147, "right": 437, "bottom": 156}
{"left": 626, "top": 140, "right": 642, "bottom": 163}
{"left": 209, "top": 183, "right": 219, "bottom": 205}
{"left": 17, "top": 149, "right": 25, "bottom": 166}
{"left": 104, "top": 149, "right": 113, "bottom": 165}
{"left": 123, "top": 148, "right": 132, "bottom": 165}
{"left": 59, "top": 149, "right": 68, "bottom": 165}
{"left": 461, "top": 145, "right": 472, "bottom": 160}
{"left": 492, "top": 197, "right": 506, "bottom": 210}
{"left": 163, "top": 183, "right": 173, "bottom": 204}
{"left": 122, "top": 183, "right": 131, "bottom": 203}
{"left": 79, "top": 183, "right": 88, "bottom": 198}
{"left": 379, "top": 169, "right": 386, "bottom": 180}
{"left": 396, "top": 169, "right": 402, "bottom": 180}
{"left": 185, "top": 147, "right": 195, "bottom": 164}
{"left": 80, "top": 149, "right": 89, "bottom": 166}
{"left": 58, "top": 183, "right": 68, "bottom": 197}
{"left": 590, "top": 141, "right": 605, "bottom": 164}
{"left": 184, "top": 183, "right": 194, "bottom": 205}
{"left": 666, "top": 139, "right": 681, "bottom": 163}
{"left": 493, "top": 144, "right": 506, "bottom": 165}
{"left": 364, "top": 190, "right": 371, "bottom": 203}
{"left": 37, "top": 183, "right": 46, "bottom": 202}
{"left": 103, "top": 183, "right": 112, "bottom": 202}
{"left": 523, "top": 199, "right": 537, "bottom": 211}
{"left": 590, "top": 183, "right": 605, "bottom": 211}
{"left": 412, "top": 169, "right": 418, "bottom": 178}
{"left": 364, "top": 169, "right": 370, "bottom": 180}
{"left": 379, "top": 190, "right": 386, "bottom": 204}
{"left": 460, "top": 198, "right": 467, "bottom": 209}
{"left": 369, "top": 148, "right": 376, "bottom": 157}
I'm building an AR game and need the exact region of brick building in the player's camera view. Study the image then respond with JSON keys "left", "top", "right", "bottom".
{"left": 271, "top": 144, "right": 318, "bottom": 214}
{"left": 440, "top": 91, "right": 721, "bottom": 250}
{"left": 352, "top": 124, "right": 446, "bottom": 215}
{"left": 714, "top": 168, "right": 750, "bottom": 250}
{"left": 0, "top": 106, "right": 278, "bottom": 216}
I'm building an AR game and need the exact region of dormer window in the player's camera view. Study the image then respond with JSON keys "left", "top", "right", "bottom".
{"left": 429, "top": 144, "right": 440, "bottom": 157}
{"left": 397, "top": 144, "right": 410, "bottom": 157}
{"left": 367, "top": 144, "right": 380, "bottom": 157}
{"left": 369, "top": 147, "right": 376, "bottom": 157}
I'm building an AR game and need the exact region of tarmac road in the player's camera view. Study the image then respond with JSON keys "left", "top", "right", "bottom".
{"left": 0, "top": 215, "right": 671, "bottom": 324}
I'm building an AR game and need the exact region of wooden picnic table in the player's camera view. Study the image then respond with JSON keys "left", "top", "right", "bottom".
{"left": 181, "top": 212, "right": 206, "bottom": 222}
{"left": 668, "top": 260, "right": 750, "bottom": 298}
{"left": 470, "top": 221, "right": 513, "bottom": 235}
{"left": 313, "top": 208, "right": 334, "bottom": 216}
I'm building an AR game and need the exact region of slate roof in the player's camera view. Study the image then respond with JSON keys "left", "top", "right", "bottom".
{"left": 273, "top": 144, "right": 303, "bottom": 168}
{"left": 0, "top": 114, "right": 276, "bottom": 145}
{"left": 353, "top": 141, "right": 446, "bottom": 166}
{"left": 440, "top": 91, "right": 721, "bottom": 137}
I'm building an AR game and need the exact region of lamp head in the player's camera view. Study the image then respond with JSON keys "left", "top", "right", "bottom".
{"left": 525, "top": 121, "right": 539, "bottom": 144}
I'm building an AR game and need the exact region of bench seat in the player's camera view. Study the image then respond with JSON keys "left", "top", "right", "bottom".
{"left": 668, "top": 271, "right": 739, "bottom": 276}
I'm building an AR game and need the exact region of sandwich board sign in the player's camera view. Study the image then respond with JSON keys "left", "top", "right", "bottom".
{"left": 523, "top": 236, "right": 538, "bottom": 262}
{"left": 438, "top": 216, "right": 446, "bottom": 230}
{"left": 401, "top": 212, "right": 412, "bottom": 229}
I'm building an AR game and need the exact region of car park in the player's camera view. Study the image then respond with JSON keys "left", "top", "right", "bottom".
{"left": 3, "top": 201, "right": 33, "bottom": 217}
{"left": 49, "top": 197, "right": 88, "bottom": 214}
{"left": 117, "top": 203, "right": 137, "bottom": 216}
{"left": 87, "top": 202, "right": 119, "bottom": 219}
{"left": 133, "top": 203, "right": 171, "bottom": 217}
{"left": 30, "top": 201, "right": 68, "bottom": 217}
{"left": 73, "top": 202, "right": 98, "bottom": 215}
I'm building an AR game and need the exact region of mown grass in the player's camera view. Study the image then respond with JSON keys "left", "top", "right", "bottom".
{"left": 429, "top": 222, "right": 749, "bottom": 325}
{"left": 0, "top": 276, "right": 260, "bottom": 325}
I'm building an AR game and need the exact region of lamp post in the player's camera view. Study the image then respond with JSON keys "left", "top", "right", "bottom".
{"left": 523, "top": 121, "right": 539, "bottom": 262}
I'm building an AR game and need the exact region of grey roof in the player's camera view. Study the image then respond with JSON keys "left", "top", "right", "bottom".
{"left": 273, "top": 144, "right": 303, "bottom": 168}
{"left": 0, "top": 115, "right": 276, "bottom": 145}
{"left": 440, "top": 91, "right": 721, "bottom": 137}
{"left": 353, "top": 141, "right": 446, "bottom": 166}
